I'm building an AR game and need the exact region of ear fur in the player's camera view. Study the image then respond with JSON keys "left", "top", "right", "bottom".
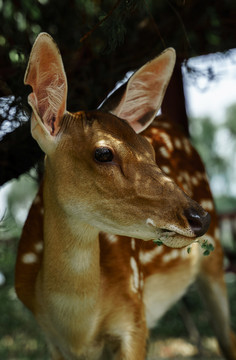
{"left": 24, "top": 32, "right": 68, "bottom": 152}
{"left": 100, "top": 48, "right": 176, "bottom": 133}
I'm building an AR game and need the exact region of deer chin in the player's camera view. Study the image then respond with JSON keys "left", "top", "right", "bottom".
{"left": 155, "top": 230, "right": 196, "bottom": 248}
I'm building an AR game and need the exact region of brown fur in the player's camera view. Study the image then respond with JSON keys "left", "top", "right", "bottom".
{"left": 15, "top": 33, "right": 236, "bottom": 360}
{"left": 16, "top": 115, "right": 236, "bottom": 360}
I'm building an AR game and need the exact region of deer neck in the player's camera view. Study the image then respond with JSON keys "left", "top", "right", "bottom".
{"left": 36, "top": 177, "right": 101, "bottom": 336}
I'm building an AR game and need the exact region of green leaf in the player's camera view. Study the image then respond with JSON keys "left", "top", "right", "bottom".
{"left": 153, "top": 239, "right": 163, "bottom": 246}
{"left": 200, "top": 240, "right": 214, "bottom": 256}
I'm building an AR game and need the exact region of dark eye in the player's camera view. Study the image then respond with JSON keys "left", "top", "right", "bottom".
{"left": 94, "top": 147, "right": 114, "bottom": 163}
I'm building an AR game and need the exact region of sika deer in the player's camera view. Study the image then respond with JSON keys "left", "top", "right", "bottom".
{"left": 15, "top": 33, "right": 236, "bottom": 360}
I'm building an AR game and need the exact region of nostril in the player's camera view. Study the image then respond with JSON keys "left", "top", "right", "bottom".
{"left": 184, "top": 208, "right": 211, "bottom": 237}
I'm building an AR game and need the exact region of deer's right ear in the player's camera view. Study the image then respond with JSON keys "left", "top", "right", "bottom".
{"left": 24, "top": 32, "right": 67, "bottom": 153}
{"left": 100, "top": 48, "right": 175, "bottom": 134}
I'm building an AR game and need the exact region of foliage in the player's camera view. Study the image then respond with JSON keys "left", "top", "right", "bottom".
{"left": 225, "top": 104, "right": 236, "bottom": 136}
{"left": 1, "top": 0, "right": 236, "bottom": 185}
{"left": 190, "top": 116, "right": 226, "bottom": 179}
{"left": 200, "top": 240, "right": 214, "bottom": 256}
{"left": 189, "top": 103, "right": 236, "bottom": 202}
{"left": 0, "top": 172, "right": 38, "bottom": 241}
{"left": 215, "top": 195, "right": 236, "bottom": 214}
{"left": 1, "top": 0, "right": 236, "bottom": 118}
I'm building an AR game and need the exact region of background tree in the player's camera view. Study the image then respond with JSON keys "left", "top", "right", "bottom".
{"left": 1, "top": 0, "right": 236, "bottom": 185}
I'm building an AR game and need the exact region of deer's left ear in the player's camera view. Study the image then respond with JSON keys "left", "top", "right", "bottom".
{"left": 24, "top": 32, "right": 68, "bottom": 153}
{"left": 101, "top": 48, "right": 176, "bottom": 134}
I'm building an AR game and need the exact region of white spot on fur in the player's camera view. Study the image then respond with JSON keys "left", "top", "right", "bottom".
{"left": 160, "top": 122, "right": 171, "bottom": 129}
{"left": 200, "top": 199, "right": 214, "bottom": 211}
{"left": 183, "top": 138, "right": 192, "bottom": 156}
{"left": 182, "top": 183, "right": 192, "bottom": 197}
{"left": 130, "top": 257, "right": 139, "bottom": 293}
{"left": 161, "top": 166, "right": 170, "bottom": 174}
{"left": 196, "top": 172, "right": 208, "bottom": 182}
{"left": 40, "top": 208, "right": 44, "bottom": 215}
{"left": 180, "top": 248, "right": 188, "bottom": 259}
{"left": 162, "top": 249, "right": 179, "bottom": 263}
{"left": 191, "top": 176, "right": 199, "bottom": 186}
{"left": 177, "top": 171, "right": 193, "bottom": 196}
{"left": 160, "top": 133, "right": 173, "bottom": 151}
{"left": 146, "top": 218, "right": 156, "bottom": 227}
{"left": 34, "top": 242, "right": 43, "bottom": 253}
{"left": 159, "top": 146, "right": 170, "bottom": 158}
{"left": 177, "top": 175, "right": 183, "bottom": 183}
{"left": 182, "top": 172, "right": 190, "bottom": 182}
{"left": 151, "top": 128, "right": 158, "bottom": 135}
{"left": 182, "top": 183, "right": 189, "bottom": 192}
{"left": 140, "top": 272, "right": 144, "bottom": 290}
{"left": 67, "top": 246, "right": 95, "bottom": 273}
{"left": 139, "top": 246, "right": 163, "bottom": 265}
{"left": 196, "top": 171, "right": 204, "bottom": 180}
{"left": 22, "top": 252, "right": 38, "bottom": 264}
{"left": 174, "top": 138, "right": 182, "bottom": 149}
{"left": 171, "top": 249, "right": 179, "bottom": 259}
{"left": 131, "top": 238, "right": 136, "bottom": 251}
{"left": 106, "top": 234, "right": 118, "bottom": 243}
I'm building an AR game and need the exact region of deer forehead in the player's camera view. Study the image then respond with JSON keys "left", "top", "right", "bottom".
{"left": 58, "top": 110, "right": 155, "bottom": 161}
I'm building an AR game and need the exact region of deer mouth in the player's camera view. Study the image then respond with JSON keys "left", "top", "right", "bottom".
{"left": 146, "top": 219, "right": 197, "bottom": 248}
{"left": 154, "top": 229, "right": 197, "bottom": 248}
{"left": 146, "top": 211, "right": 211, "bottom": 248}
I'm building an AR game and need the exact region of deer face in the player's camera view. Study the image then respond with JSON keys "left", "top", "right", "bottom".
{"left": 44, "top": 110, "right": 210, "bottom": 248}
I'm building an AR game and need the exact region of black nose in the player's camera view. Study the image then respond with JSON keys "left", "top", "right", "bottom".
{"left": 184, "top": 207, "right": 211, "bottom": 237}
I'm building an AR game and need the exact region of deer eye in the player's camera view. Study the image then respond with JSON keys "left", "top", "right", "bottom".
{"left": 94, "top": 147, "right": 114, "bottom": 163}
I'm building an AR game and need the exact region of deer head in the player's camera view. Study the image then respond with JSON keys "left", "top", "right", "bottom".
{"left": 24, "top": 33, "right": 210, "bottom": 248}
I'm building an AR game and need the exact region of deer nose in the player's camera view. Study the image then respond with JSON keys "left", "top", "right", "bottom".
{"left": 184, "top": 208, "right": 211, "bottom": 237}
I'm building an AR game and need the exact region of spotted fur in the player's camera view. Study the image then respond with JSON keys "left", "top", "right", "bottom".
{"left": 15, "top": 33, "right": 236, "bottom": 360}
{"left": 16, "top": 117, "right": 236, "bottom": 359}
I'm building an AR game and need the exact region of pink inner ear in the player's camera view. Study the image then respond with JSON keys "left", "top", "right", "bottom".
{"left": 111, "top": 49, "right": 175, "bottom": 134}
{"left": 25, "top": 34, "right": 67, "bottom": 136}
{"left": 34, "top": 71, "right": 67, "bottom": 135}
{"left": 117, "top": 72, "right": 164, "bottom": 130}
